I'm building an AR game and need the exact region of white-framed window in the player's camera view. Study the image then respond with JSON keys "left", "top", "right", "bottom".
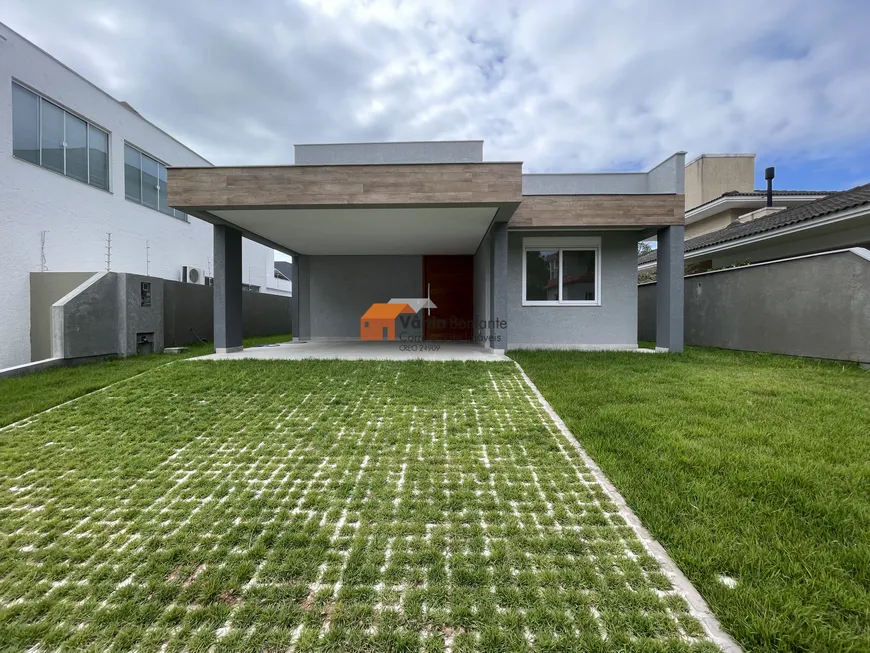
{"left": 11, "top": 81, "right": 110, "bottom": 191}
{"left": 522, "top": 236, "right": 601, "bottom": 306}
{"left": 124, "top": 143, "right": 187, "bottom": 221}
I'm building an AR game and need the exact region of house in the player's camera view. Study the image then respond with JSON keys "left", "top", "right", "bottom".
{"left": 0, "top": 22, "right": 288, "bottom": 369}
{"left": 167, "top": 141, "right": 688, "bottom": 353}
{"left": 681, "top": 154, "right": 830, "bottom": 240}
{"left": 638, "top": 182, "right": 870, "bottom": 274}
{"left": 360, "top": 303, "right": 415, "bottom": 341}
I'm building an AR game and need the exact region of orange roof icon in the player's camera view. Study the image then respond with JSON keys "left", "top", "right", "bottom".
{"left": 360, "top": 303, "right": 415, "bottom": 320}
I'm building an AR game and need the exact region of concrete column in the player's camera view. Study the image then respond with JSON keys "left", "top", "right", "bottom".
{"left": 656, "top": 225, "right": 685, "bottom": 352}
{"left": 490, "top": 222, "right": 509, "bottom": 351}
{"left": 290, "top": 256, "right": 300, "bottom": 340}
{"left": 213, "top": 225, "right": 243, "bottom": 353}
{"left": 295, "top": 255, "right": 311, "bottom": 340}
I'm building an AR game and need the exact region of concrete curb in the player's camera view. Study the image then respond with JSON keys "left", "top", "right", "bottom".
{"left": 513, "top": 361, "right": 742, "bottom": 653}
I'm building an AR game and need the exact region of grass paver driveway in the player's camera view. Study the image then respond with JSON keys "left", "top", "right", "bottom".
{"left": 0, "top": 360, "right": 720, "bottom": 652}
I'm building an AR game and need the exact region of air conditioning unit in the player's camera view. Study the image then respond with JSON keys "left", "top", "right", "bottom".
{"left": 182, "top": 265, "right": 205, "bottom": 284}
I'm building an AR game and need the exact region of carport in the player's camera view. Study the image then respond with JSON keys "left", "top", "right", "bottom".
{"left": 168, "top": 155, "right": 522, "bottom": 353}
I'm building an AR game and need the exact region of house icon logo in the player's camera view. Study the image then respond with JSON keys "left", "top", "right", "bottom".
{"left": 360, "top": 298, "right": 436, "bottom": 341}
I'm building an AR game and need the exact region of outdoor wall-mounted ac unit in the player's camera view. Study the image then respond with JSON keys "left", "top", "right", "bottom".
{"left": 181, "top": 265, "right": 205, "bottom": 284}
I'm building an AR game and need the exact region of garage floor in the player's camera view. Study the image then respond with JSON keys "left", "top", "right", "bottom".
{"left": 193, "top": 340, "right": 508, "bottom": 362}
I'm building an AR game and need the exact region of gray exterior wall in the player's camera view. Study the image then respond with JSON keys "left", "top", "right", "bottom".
{"left": 294, "top": 141, "right": 483, "bottom": 165}
{"left": 309, "top": 256, "right": 423, "bottom": 340}
{"left": 474, "top": 231, "right": 492, "bottom": 344}
{"left": 52, "top": 272, "right": 118, "bottom": 359}
{"left": 117, "top": 274, "right": 164, "bottom": 356}
{"left": 507, "top": 231, "right": 639, "bottom": 349}
{"left": 30, "top": 272, "right": 94, "bottom": 361}
{"left": 638, "top": 248, "right": 870, "bottom": 362}
{"left": 522, "top": 152, "right": 686, "bottom": 195}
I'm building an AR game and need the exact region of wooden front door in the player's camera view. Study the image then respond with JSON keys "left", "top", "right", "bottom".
{"left": 423, "top": 255, "right": 474, "bottom": 341}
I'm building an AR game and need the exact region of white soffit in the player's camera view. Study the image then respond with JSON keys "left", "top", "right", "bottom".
{"left": 210, "top": 206, "right": 498, "bottom": 255}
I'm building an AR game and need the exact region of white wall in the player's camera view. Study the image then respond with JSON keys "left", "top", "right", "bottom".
{"left": 0, "top": 23, "right": 285, "bottom": 368}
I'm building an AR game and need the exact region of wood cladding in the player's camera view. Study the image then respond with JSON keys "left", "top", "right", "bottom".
{"left": 168, "top": 163, "right": 523, "bottom": 208}
{"left": 509, "top": 194, "right": 685, "bottom": 228}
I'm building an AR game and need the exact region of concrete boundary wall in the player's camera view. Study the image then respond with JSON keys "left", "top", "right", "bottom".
{"left": 638, "top": 248, "right": 870, "bottom": 362}
{"left": 52, "top": 272, "right": 118, "bottom": 359}
{"left": 30, "top": 272, "right": 96, "bottom": 361}
{"left": 31, "top": 272, "right": 292, "bottom": 369}
{"left": 162, "top": 280, "right": 292, "bottom": 347}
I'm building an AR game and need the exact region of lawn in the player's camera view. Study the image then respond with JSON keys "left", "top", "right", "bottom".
{"left": 511, "top": 347, "right": 870, "bottom": 653}
{"left": 0, "top": 333, "right": 292, "bottom": 428}
{"left": 0, "top": 360, "right": 719, "bottom": 652}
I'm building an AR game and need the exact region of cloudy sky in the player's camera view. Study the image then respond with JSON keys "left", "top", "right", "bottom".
{"left": 5, "top": 0, "right": 870, "bottom": 190}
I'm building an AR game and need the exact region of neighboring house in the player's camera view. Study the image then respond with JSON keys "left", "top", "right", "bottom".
{"left": 273, "top": 260, "right": 293, "bottom": 295}
{"left": 167, "top": 141, "right": 688, "bottom": 353}
{"left": 0, "top": 22, "right": 289, "bottom": 369}
{"left": 639, "top": 182, "right": 870, "bottom": 274}
{"left": 681, "top": 154, "right": 830, "bottom": 240}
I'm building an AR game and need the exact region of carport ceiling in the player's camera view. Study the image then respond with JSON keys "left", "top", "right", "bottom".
{"left": 209, "top": 207, "right": 498, "bottom": 255}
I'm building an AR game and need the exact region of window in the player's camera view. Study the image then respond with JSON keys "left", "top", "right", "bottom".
{"left": 523, "top": 237, "right": 601, "bottom": 306}
{"left": 11, "top": 82, "right": 110, "bottom": 190}
{"left": 124, "top": 144, "right": 187, "bottom": 220}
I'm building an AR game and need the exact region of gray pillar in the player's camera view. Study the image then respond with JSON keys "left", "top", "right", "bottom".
{"left": 656, "top": 225, "right": 684, "bottom": 352}
{"left": 289, "top": 257, "right": 300, "bottom": 340}
{"left": 490, "top": 223, "right": 509, "bottom": 351}
{"left": 296, "top": 255, "right": 311, "bottom": 340}
{"left": 214, "top": 225, "right": 243, "bottom": 353}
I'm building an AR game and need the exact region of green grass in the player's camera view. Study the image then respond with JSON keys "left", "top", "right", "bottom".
{"left": 0, "top": 360, "right": 719, "bottom": 651}
{"left": 510, "top": 347, "right": 870, "bottom": 652}
{"left": 0, "top": 333, "right": 292, "bottom": 428}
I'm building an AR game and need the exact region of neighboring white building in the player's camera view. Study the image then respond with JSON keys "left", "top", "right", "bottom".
{"left": 0, "top": 22, "right": 290, "bottom": 369}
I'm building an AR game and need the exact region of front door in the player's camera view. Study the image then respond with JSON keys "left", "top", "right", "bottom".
{"left": 423, "top": 255, "right": 474, "bottom": 340}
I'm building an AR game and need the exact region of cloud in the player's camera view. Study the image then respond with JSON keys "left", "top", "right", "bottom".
{"left": 4, "top": 0, "right": 870, "bottom": 181}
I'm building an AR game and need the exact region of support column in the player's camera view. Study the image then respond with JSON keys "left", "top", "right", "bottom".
{"left": 290, "top": 255, "right": 300, "bottom": 340}
{"left": 490, "top": 222, "right": 509, "bottom": 351}
{"left": 656, "top": 225, "right": 684, "bottom": 352}
{"left": 295, "top": 255, "right": 311, "bottom": 340}
{"left": 213, "top": 224, "right": 243, "bottom": 353}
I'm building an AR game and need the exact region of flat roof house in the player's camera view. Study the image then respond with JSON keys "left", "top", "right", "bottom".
{"left": 168, "top": 141, "right": 687, "bottom": 353}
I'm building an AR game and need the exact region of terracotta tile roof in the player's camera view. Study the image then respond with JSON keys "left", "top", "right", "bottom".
{"left": 639, "top": 182, "right": 870, "bottom": 265}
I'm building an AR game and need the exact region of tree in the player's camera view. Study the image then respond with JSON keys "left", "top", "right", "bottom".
{"left": 638, "top": 241, "right": 654, "bottom": 255}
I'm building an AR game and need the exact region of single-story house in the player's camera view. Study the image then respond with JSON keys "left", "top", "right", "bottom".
{"left": 168, "top": 141, "right": 687, "bottom": 353}
{"left": 639, "top": 182, "right": 870, "bottom": 274}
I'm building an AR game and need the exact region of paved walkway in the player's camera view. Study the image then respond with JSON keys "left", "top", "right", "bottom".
{"left": 194, "top": 340, "right": 509, "bottom": 361}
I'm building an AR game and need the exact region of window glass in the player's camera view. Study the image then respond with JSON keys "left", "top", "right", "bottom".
{"left": 88, "top": 125, "right": 109, "bottom": 190}
{"left": 12, "top": 84, "right": 39, "bottom": 164}
{"left": 40, "top": 100, "right": 65, "bottom": 173}
{"left": 141, "top": 154, "right": 159, "bottom": 209}
{"left": 65, "top": 113, "right": 88, "bottom": 182}
{"left": 525, "top": 250, "right": 558, "bottom": 301}
{"left": 561, "top": 250, "right": 596, "bottom": 301}
{"left": 124, "top": 145, "right": 142, "bottom": 201}
{"left": 158, "top": 163, "right": 170, "bottom": 214}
